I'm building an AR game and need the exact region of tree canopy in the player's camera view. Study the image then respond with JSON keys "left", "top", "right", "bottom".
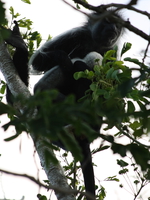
{"left": 0, "top": 1, "right": 150, "bottom": 200}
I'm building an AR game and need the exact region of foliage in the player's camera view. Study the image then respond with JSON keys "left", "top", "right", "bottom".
{"left": 0, "top": 1, "right": 150, "bottom": 200}
{"left": 21, "top": 0, "right": 31, "bottom": 4}
{"left": 8, "top": 6, "right": 43, "bottom": 58}
{"left": 74, "top": 42, "right": 150, "bottom": 172}
{"left": 117, "top": 157, "right": 150, "bottom": 199}
{"left": 1, "top": 40, "right": 150, "bottom": 198}
{"left": 0, "top": 6, "right": 48, "bottom": 59}
{"left": 0, "top": 1, "right": 9, "bottom": 41}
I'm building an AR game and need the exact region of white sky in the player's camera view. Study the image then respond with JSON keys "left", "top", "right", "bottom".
{"left": 0, "top": 0, "right": 150, "bottom": 200}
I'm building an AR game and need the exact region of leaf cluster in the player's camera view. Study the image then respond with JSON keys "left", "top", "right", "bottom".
{"left": 73, "top": 42, "right": 150, "bottom": 171}
{"left": 0, "top": 91, "right": 100, "bottom": 162}
{"left": 0, "top": 2, "right": 150, "bottom": 184}
{"left": 0, "top": 6, "right": 50, "bottom": 59}
{"left": 8, "top": 6, "right": 43, "bottom": 58}
{"left": 74, "top": 43, "right": 150, "bottom": 131}
{"left": 0, "top": 41, "right": 150, "bottom": 171}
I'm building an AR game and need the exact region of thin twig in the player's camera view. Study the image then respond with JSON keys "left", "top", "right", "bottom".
{"left": 0, "top": 169, "right": 96, "bottom": 200}
{"left": 0, "top": 169, "right": 47, "bottom": 188}
{"left": 116, "top": 125, "right": 150, "bottom": 148}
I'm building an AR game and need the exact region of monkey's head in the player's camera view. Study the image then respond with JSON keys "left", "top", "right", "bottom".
{"left": 89, "top": 12, "right": 123, "bottom": 48}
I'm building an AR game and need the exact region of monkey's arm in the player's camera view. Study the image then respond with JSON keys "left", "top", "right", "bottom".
{"left": 29, "top": 27, "right": 92, "bottom": 72}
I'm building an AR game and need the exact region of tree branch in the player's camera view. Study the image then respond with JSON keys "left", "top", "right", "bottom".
{"left": 34, "top": 138, "right": 76, "bottom": 200}
{"left": 0, "top": 169, "right": 47, "bottom": 189}
{"left": 0, "top": 35, "right": 75, "bottom": 200}
{"left": 117, "top": 126, "right": 150, "bottom": 149}
{"left": 0, "top": 167, "right": 95, "bottom": 200}
{"left": 67, "top": 1, "right": 150, "bottom": 42}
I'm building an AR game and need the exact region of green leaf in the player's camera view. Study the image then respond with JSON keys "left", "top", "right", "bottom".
{"left": 112, "top": 61, "right": 124, "bottom": 69}
{"left": 124, "top": 57, "right": 140, "bottom": 65}
{"left": 0, "top": 1, "right": 7, "bottom": 25}
{"left": 92, "top": 145, "right": 110, "bottom": 154}
{"left": 102, "top": 50, "right": 116, "bottom": 65}
{"left": 133, "top": 129, "right": 143, "bottom": 138}
{"left": 137, "top": 100, "right": 146, "bottom": 112}
{"left": 111, "top": 70, "right": 119, "bottom": 82}
{"left": 127, "top": 100, "right": 135, "bottom": 113}
{"left": 129, "top": 121, "right": 141, "bottom": 131}
{"left": 128, "top": 143, "right": 150, "bottom": 171}
{"left": 0, "top": 28, "right": 11, "bottom": 40}
{"left": 9, "top": 6, "right": 14, "bottom": 16}
{"left": 147, "top": 79, "right": 150, "bottom": 84}
{"left": 98, "top": 186, "right": 106, "bottom": 200}
{"left": 127, "top": 88, "right": 140, "bottom": 100}
{"left": 106, "top": 67, "right": 114, "bottom": 79}
{"left": 134, "top": 180, "right": 140, "bottom": 185}
{"left": 121, "top": 42, "right": 132, "bottom": 56}
{"left": 59, "top": 129, "right": 83, "bottom": 161}
{"left": 117, "top": 159, "right": 128, "bottom": 167}
{"left": 111, "top": 143, "right": 127, "bottom": 157}
{"left": 0, "top": 102, "right": 15, "bottom": 115}
{"left": 124, "top": 57, "right": 148, "bottom": 69}
{"left": 90, "top": 83, "right": 97, "bottom": 91}
{"left": 74, "top": 71, "right": 86, "bottom": 80}
{"left": 21, "top": 0, "right": 31, "bottom": 4}
{"left": 104, "top": 50, "right": 116, "bottom": 59}
{"left": 18, "top": 18, "right": 33, "bottom": 29}
{"left": 96, "top": 89, "right": 106, "bottom": 96}
{"left": 94, "top": 65, "right": 101, "bottom": 75}
{"left": 4, "top": 133, "right": 20, "bottom": 141}
{"left": 104, "top": 91, "right": 110, "bottom": 99}
{"left": 119, "top": 168, "right": 128, "bottom": 174}
{"left": 0, "top": 84, "right": 6, "bottom": 94}
{"left": 105, "top": 175, "right": 119, "bottom": 182}
{"left": 9, "top": 6, "right": 20, "bottom": 19}
{"left": 29, "top": 31, "right": 41, "bottom": 40}
{"left": 36, "top": 36, "right": 42, "bottom": 48}
{"left": 76, "top": 4, "right": 80, "bottom": 9}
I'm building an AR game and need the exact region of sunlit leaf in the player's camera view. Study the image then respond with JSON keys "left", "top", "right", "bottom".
{"left": 21, "top": 0, "right": 31, "bottom": 4}
{"left": 121, "top": 42, "right": 132, "bottom": 56}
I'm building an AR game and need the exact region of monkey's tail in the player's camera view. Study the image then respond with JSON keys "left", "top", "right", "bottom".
{"left": 78, "top": 139, "right": 95, "bottom": 199}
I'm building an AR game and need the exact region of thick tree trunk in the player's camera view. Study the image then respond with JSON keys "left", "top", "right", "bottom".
{"left": 0, "top": 37, "right": 76, "bottom": 200}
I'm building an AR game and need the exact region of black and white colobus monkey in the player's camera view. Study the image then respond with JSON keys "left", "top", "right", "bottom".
{"left": 29, "top": 12, "right": 122, "bottom": 198}
{"left": 6, "top": 11, "right": 123, "bottom": 200}
{"left": 30, "top": 11, "right": 122, "bottom": 101}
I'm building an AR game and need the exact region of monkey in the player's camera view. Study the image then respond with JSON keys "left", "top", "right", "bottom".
{"left": 29, "top": 11, "right": 122, "bottom": 199}
{"left": 34, "top": 51, "right": 103, "bottom": 101}
{"left": 29, "top": 11, "right": 122, "bottom": 73}
{"left": 6, "top": 10, "right": 123, "bottom": 200}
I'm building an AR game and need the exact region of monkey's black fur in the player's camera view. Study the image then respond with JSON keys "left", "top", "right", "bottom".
{"left": 30, "top": 11, "right": 122, "bottom": 199}
{"left": 7, "top": 11, "right": 123, "bottom": 200}
{"left": 6, "top": 21, "right": 29, "bottom": 104}
{"left": 30, "top": 12, "right": 122, "bottom": 73}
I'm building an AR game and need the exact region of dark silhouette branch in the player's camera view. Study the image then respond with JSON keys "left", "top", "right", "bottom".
{"left": 64, "top": 1, "right": 150, "bottom": 42}
{"left": 0, "top": 168, "right": 95, "bottom": 200}
{"left": 0, "top": 31, "right": 75, "bottom": 200}
{"left": 0, "top": 169, "right": 47, "bottom": 189}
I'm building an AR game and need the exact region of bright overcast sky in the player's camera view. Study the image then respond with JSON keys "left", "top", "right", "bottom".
{"left": 0, "top": 0, "right": 150, "bottom": 200}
